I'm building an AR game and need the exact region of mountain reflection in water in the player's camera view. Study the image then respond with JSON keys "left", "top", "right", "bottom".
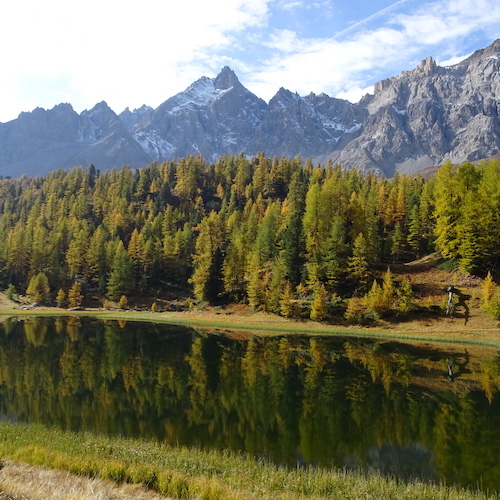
{"left": 1, "top": 316, "right": 500, "bottom": 491}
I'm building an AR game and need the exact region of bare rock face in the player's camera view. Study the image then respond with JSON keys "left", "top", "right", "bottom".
{"left": 334, "top": 40, "right": 500, "bottom": 175}
{"left": 0, "top": 102, "right": 150, "bottom": 177}
{"left": 1, "top": 39, "right": 500, "bottom": 177}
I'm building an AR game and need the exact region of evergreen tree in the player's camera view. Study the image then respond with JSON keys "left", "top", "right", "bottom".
{"left": 348, "top": 233, "right": 370, "bottom": 290}
{"left": 26, "top": 272, "right": 50, "bottom": 303}
{"left": 407, "top": 204, "right": 422, "bottom": 257}
{"left": 246, "top": 250, "right": 265, "bottom": 309}
{"left": 303, "top": 182, "right": 323, "bottom": 285}
{"left": 5, "top": 283, "right": 16, "bottom": 301}
{"left": 67, "top": 282, "right": 84, "bottom": 307}
{"left": 189, "top": 211, "right": 225, "bottom": 303}
{"left": 268, "top": 254, "right": 286, "bottom": 313}
{"left": 107, "top": 241, "right": 134, "bottom": 301}
{"left": 56, "top": 288, "right": 66, "bottom": 308}
{"left": 323, "top": 216, "right": 348, "bottom": 291}
{"left": 279, "top": 282, "right": 295, "bottom": 318}
{"left": 310, "top": 284, "right": 328, "bottom": 321}
{"left": 396, "top": 277, "right": 415, "bottom": 315}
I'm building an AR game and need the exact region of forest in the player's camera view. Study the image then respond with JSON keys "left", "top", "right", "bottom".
{"left": 1, "top": 153, "right": 500, "bottom": 321}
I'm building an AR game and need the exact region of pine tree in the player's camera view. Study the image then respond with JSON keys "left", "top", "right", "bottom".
{"left": 396, "top": 277, "right": 415, "bottom": 315}
{"left": 391, "top": 222, "right": 405, "bottom": 262}
{"left": 268, "top": 254, "right": 286, "bottom": 313}
{"left": 310, "top": 284, "right": 328, "bottom": 321}
{"left": 222, "top": 230, "right": 247, "bottom": 299}
{"left": 279, "top": 282, "right": 295, "bottom": 318}
{"left": 189, "top": 211, "right": 225, "bottom": 303}
{"left": 348, "top": 233, "right": 370, "bottom": 290}
{"left": 56, "top": 288, "right": 66, "bottom": 308}
{"left": 481, "top": 271, "right": 500, "bottom": 318}
{"left": 66, "top": 222, "right": 90, "bottom": 278}
{"left": 5, "top": 284, "right": 16, "bottom": 301}
{"left": 407, "top": 204, "right": 422, "bottom": 257}
{"left": 381, "top": 268, "right": 396, "bottom": 310}
{"left": 433, "top": 161, "right": 460, "bottom": 258}
{"left": 26, "top": 272, "right": 50, "bottom": 304}
{"left": 323, "top": 216, "right": 348, "bottom": 291}
{"left": 246, "top": 250, "right": 265, "bottom": 309}
{"left": 107, "top": 240, "right": 134, "bottom": 301}
{"left": 303, "top": 182, "right": 323, "bottom": 285}
{"left": 67, "top": 282, "right": 83, "bottom": 308}
{"left": 364, "top": 280, "right": 384, "bottom": 319}
{"left": 86, "top": 226, "right": 108, "bottom": 286}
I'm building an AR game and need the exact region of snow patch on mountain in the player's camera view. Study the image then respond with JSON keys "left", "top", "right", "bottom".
{"left": 134, "top": 131, "right": 175, "bottom": 160}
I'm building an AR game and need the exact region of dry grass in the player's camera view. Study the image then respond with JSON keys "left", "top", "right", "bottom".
{"left": 0, "top": 461, "right": 168, "bottom": 500}
{"left": 1, "top": 422, "right": 498, "bottom": 500}
{"left": 0, "top": 256, "right": 499, "bottom": 345}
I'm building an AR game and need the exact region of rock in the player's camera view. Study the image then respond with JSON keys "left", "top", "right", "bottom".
{"left": 2, "top": 39, "right": 500, "bottom": 177}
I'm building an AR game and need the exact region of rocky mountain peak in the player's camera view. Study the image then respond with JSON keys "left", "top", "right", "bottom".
{"left": 461, "top": 38, "right": 500, "bottom": 65}
{"left": 415, "top": 56, "right": 437, "bottom": 77}
{"left": 2, "top": 38, "right": 500, "bottom": 178}
{"left": 214, "top": 66, "right": 241, "bottom": 90}
{"left": 269, "top": 87, "right": 298, "bottom": 108}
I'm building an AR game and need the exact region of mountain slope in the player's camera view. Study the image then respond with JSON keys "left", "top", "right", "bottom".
{"left": 332, "top": 39, "right": 500, "bottom": 175}
{"left": 0, "top": 102, "right": 150, "bottom": 177}
{"left": 1, "top": 39, "right": 500, "bottom": 177}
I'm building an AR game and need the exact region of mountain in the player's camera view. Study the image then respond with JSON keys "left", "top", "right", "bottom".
{"left": 331, "top": 39, "right": 500, "bottom": 175}
{"left": 1, "top": 39, "right": 500, "bottom": 178}
{"left": 0, "top": 102, "right": 150, "bottom": 178}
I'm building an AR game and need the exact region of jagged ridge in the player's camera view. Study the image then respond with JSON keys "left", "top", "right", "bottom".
{"left": 1, "top": 40, "right": 500, "bottom": 178}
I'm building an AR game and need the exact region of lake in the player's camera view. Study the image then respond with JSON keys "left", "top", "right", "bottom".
{"left": 0, "top": 316, "right": 499, "bottom": 491}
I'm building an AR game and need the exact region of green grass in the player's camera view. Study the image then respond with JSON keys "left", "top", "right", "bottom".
{"left": 2, "top": 307, "right": 500, "bottom": 349}
{"left": 0, "top": 422, "right": 497, "bottom": 500}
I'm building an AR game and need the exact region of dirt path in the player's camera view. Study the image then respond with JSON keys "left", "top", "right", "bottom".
{"left": 0, "top": 461, "right": 167, "bottom": 500}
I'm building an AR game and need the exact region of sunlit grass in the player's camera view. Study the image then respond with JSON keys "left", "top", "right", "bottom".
{"left": 1, "top": 306, "right": 500, "bottom": 349}
{"left": 0, "top": 422, "right": 497, "bottom": 500}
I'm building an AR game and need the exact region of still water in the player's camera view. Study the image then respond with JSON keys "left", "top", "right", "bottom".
{"left": 1, "top": 316, "right": 500, "bottom": 491}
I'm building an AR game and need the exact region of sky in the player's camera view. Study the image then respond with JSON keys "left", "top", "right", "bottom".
{"left": 1, "top": 0, "right": 500, "bottom": 123}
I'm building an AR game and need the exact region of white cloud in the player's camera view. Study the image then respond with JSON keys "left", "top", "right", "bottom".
{"left": 0, "top": 0, "right": 272, "bottom": 121}
{"left": 438, "top": 53, "right": 472, "bottom": 67}
{"left": 336, "top": 85, "right": 375, "bottom": 103}
{"left": 278, "top": 0, "right": 304, "bottom": 10}
{"left": 1, "top": 0, "right": 500, "bottom": 121}
{"left": 264, "top": 29, "right": 306, "bottom": 52}
{"left": 244, "top": 0, "right": 500, "bottom": 102}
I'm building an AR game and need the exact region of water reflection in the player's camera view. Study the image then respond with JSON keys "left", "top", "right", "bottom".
{"left": 1, "top": 316, "right": 500, "bottom": 491}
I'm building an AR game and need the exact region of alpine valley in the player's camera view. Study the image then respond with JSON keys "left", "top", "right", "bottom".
{"left": 2, "top": 38, "right": 500, "bottom": 178}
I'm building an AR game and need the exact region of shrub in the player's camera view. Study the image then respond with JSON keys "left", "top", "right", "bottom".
{"left": 481, "top": 272, "right": 500, "bottom": 319}
{"left": 118, "top": 295, "right": 128, "bottom": 309}
{"left": 5, "top": 283, "right": 16, "bottom": 301}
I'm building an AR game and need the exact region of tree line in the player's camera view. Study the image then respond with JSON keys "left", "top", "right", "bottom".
{"left": 1, "top": 154, "right": 499, "bottom": 318}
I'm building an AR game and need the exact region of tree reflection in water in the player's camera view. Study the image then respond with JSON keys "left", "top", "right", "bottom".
{"left": 1, "top": 316, "right": 500, "bottom": 491}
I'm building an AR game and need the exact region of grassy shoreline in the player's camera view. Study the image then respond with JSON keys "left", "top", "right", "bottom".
{"left": 0, "top": 422, "right": 497, "bottom": 500}
{"left": 2, "top": 305, "right": 500, "bottom": 498}
{"left": 2, "top": 304, "right": 500, "bottom": 349}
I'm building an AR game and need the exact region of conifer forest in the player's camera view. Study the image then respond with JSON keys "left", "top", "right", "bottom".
{"left": 1, "top": 154, "right": 499, "bottom": 320}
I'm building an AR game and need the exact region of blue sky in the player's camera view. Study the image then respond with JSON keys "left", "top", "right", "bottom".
{"left": 1, "top": 0, "right": 500, "bottom": 123}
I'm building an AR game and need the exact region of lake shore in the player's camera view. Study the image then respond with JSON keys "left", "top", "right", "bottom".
{"left": 0, "top": 422, "right": 497, "bottom": 500}
{"left": 1, "top": 297, "right": 500, "bottom": 348}
{"left": 2, "top": 289, "right": 500, "bottom": 499}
